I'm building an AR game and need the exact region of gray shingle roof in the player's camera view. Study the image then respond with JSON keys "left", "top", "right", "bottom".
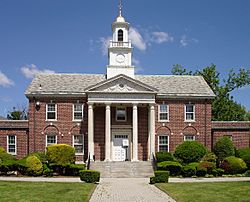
{"left": 25, "top": 73, "right": 215, "bottom": 98}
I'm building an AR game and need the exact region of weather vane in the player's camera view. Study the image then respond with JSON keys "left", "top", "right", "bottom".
{"left": 119, "top": 0, "right": 122, "bottom": 16}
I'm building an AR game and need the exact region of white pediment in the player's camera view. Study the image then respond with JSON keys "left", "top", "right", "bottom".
{"left": 85, "top": 74, "right": 157, "bottom": 93}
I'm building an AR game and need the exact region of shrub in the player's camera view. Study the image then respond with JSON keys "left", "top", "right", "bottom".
{"left": 213, "top": 137, "right": 235, "bottom": 162}
{"left": 79, "top": 170, "right": 100, "bottom": 183}
{"left": 26, "top": 155, "right": 43, "bottom": 176}
{"left": 156, "top": 152, "right": 174, "bottom": 163}
{"left": 0, "top": 152, "right": 16, "bottom": 161}
{"left": 65, "top": 164, "right": 85, "bottom": 176}
{"left": 196, "top": 167, "right": 207, "bottom": 177}
{"left": 244, "top": 170, "right": 250, "bottom": 177}
{"left": 30, "top": 152, "right": 47, "bottom": 164}
{"left": 154, "top": 171, "right": 170, "bottom": 183}
{"left": 174, "top": 141, "right": 207, "bottom": 164}
{"left": 47, "top": 144, "right": 75, "bottom": 166}
{"left": 198, "top": 161, "right": 216, "bottom": 174}
{"left": 236, "top": 147, "right": 250, "bottom": 158}
{"left": 242, "top": 155, "right": 250, "bottom": 169}
{"left": 157, "top": 161, "right": 182, "bottom": 176}
{"left": 0, "top": 147, "right": 5, "bottom": 154}
{"left": 0, "top": 160, "right": 17, "bottom": 175}
{"left": 212, "top": 168, "right": 224, "bottom": 177}
{"left": 201, "top": 152, "right": 217, "bottom": 163}
{"left": 149, "top": 176, "right": 156, "bottom": 184}
{"left": 220, "top": 156, "right": 247, "bottom": 174}
{"left": 43, "top": 164, "right": 53, "bottom": 177}
{"left": 182, "top": 162, "right": 199, "bottom": 177}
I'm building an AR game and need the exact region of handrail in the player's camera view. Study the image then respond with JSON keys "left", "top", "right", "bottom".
{"left": 151, "top": 152, "right": 157, "bottom": 171}
{"left": 86, "top": 153, "right": 91, "bottom": 170}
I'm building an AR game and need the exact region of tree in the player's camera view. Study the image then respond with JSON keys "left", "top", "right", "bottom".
{"left": 172, "top": 64, "right": 250, "bottom": 121}
{"left": 7, "top": 106, "right": 28, "bottom": 120}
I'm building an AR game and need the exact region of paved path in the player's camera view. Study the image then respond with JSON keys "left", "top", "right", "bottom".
{"left": 169, "top": 177, "right": 250, "bottom": 183}
{"left": 0, "top": 176, "right": 81, "bottom": 182}
{"left": 89, "top": 178, "right": 175, "bottom": 202}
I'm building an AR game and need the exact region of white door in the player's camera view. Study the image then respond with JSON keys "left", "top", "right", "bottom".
{"left": 113, "top": 135, "right": 128, "bottom": 161}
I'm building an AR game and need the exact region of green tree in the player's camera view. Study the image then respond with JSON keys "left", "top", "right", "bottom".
{"left": 7, "top": 106, "right": 28, "bottom": 120}
{"left": 172, "top": 64, "right": 250, "bottom": 121}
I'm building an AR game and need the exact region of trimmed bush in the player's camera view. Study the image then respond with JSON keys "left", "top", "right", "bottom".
{"left": 174, "top": 141, "right": 207, "bottom": 164}
{"left": 220, "top": 156, "right": 247, "bottom": 174}
{"left": 30, "top": 152, "right": 47, "bottom": 164}
{"left": 26, "top": 155, "right": 43, "bottom": 176}
{"left": 65, "top": 164, "right": 85, "bottom": 176}
{"left": 0, "top": 152, "right": 16, "bottom": 161}
{"left": 79, "top": 170, "right": 100, "bottom": 183}
{"left": 198, "top": 161, "right": 216, "bottom": 174}
{"left": 214, "top": 137, "right": 235, "bottom": 162}
{"left": 182, "top": 162, "right": 199, "bottom": 177}
{"left": 201, "top": 152, "right": 217, "bottom": 163}
{"left": 212, "top": 168, "right": 224, "bottom": 177}
{"left": 156, "top": 152, "right": 174, "bottom": 163}
{"left": 149, "top": 176, "right": 156, "bottom": 184}
{"left": 196, "top": 167, "right": 207, "bottom": 177}
{"left": 157, "top": 161, "right": 182, "bottom": 176}
{"left": 236, "top": 147, "right": 250, "bottom": 158}
{"left": 242, "top": 155, "right": 250, "bottom": 169}
{"left": 0, "top": 147, "right": 5, "bottom": 154}
{"left": 154, "top": 171, "right": 170, "bottom": 183}
{"left": 43, "top": 164, "right": 53, "bottom": 177}
{"left": 47, "top": 144, "right": 75, "bottom": 166}
{"left": 0, "top": 160, "right": 17, "bottom": 175}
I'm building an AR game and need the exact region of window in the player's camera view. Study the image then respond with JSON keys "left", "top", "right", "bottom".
{"left": 118, "top": 29, "right": 123, "bottom": 41}
{"left": 158, "top": 135, "right": 169, "bottom": 152}
{"left": 46, "top": 134, "right": 57, "bottom": 146}
{"left": 185, "top": 104, "right": 195, "bottom": 121}
{"left": 116, "top": 107, "right": 126, "bottom": 121}
{"left": 7, "top": 135, "right": 16, "bottom": 155}
{"left": 158, "top": 104, "right": 169, "bottom": 121}
{"left": 73, "top": 104, "right": 83, "bottom": 121}
{"left": 46, "top": 104, "right": 57, "bottom": 120}
{"left": 184, "top": 135, "right": 195, "bottom": 141}
{"left": 73, "top": 135, "right": 84, "bottom": 154}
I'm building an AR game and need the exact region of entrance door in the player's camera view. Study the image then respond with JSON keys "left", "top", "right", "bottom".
{"left": 113, "top": 134, "right": 128, "bottom": 161}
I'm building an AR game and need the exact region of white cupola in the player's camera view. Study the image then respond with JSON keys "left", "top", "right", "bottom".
{"left": 107, "top": 1, "right": 134, "bottom": 79}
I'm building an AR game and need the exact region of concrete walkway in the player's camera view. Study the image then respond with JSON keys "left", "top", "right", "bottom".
{"left": 89, "top": 178, "right": 175, "bottom": 202}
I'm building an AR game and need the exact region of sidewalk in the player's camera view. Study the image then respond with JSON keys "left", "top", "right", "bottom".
{"left": 169, "top": 177, "right": 250, "bottom": 183}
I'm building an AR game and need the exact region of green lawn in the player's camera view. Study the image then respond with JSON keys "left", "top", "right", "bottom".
{"left": 0, "top": 181, "right": 96, "bottom": 202}
{"left": 156, "top": 181, "right": 250, "bottom": 202}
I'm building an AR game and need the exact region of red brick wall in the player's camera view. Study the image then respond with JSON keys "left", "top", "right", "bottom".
{"left": 138, "top": 107, "right": 148, "bottom": 161}
{"left": 212, "top": 121, "right": 250, "bottom": 149}
{"left": 155, "top": 99, "right": 212, "bottom": 152}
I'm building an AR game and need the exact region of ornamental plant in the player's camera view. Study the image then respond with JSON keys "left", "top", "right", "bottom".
{"left": 157, "top": 161, "right": 182, "bottom": 176}
{"left": 156, "top": 152, "right": 174, "bottom": 163}
{"left": 79, "top": 170, "right": 100, "bottom": 183}
{"left": 220, "top": 156, "right": 247, "bottom": 174}
{"left": 26, "top": 155, "right": 43, "bottom": 176}
{"left": 174, "top": 141, "right": 207, "bottom": 164}
{"left": 213, "top": 137, "right": 235, "bottom": 163}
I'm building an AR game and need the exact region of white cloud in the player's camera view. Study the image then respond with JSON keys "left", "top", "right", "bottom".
{"left": 132, "top": 58, "right": 140, "bottom": 66}
{"left": 21, "top": 64, "right": 55, "bottom": 79}
{"left": 150, "top": 32, "right": 174, "bottom": 44}
{"left": 180, "top": 35, "right": 199, "bottom": 47}
{"left": 99, "top": 37, "right": 112, "bottom": 56}
{"left": 129, "top": 27, "right": 147, "bottom": 51}
{"left": 0, "top": 71, "right": 14, "bottom": 87}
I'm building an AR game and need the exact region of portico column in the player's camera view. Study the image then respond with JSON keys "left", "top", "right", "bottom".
{"left": 132, "top": 104, "right": 138, "bottom": 161}
{"left": 105, "top": 104, "right": 111, "bottom": 161}
{"left": 88, "top": 103, "right": 94, "bottom": 161}
{"left": 149, "top": 104, "right": 155, "bottom": 159}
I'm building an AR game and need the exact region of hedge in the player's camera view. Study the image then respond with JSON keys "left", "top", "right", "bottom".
{"left": 174, "top": 141, "right": 207, "bottom": 164}
{"left": 156, "top": 152, "right": 174, "bottom": 163}
{"left": 236, "top": 148, "right": 250, "bottom": 158}
{"left": 26, "top": 155, "right": 43, "bottom": 176}
{"left": 157, "top": 161, "right": 182, "bottom": 176}
{"left": 220, "top": 156, "right": 247, "bottom": 174}
{"left": 182, "top": 162, "right": 199, "bottom": 177}
{"left": 214, "top": 137, "right": 235, "bottom": 162}
{"left": 79, "top": 170, "right": 100, "bottom": 183}
{"left": 154, "top": 171, "right": 169, "bottom": 183}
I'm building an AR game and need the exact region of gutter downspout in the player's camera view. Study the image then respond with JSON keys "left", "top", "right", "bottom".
{"left": 204, "top": 99, "right": 207, "bottom": 148}
{"left": 33, "top": 98, "right": 36, "bottom": 152}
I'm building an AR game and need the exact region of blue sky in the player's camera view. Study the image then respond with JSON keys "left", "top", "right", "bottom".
{"left": 0, "top": 0, "right": 249, "bottom": 116}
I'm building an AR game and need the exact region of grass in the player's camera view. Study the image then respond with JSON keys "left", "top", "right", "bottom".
{"left": 0, "top": 181, "right": 96, "bottom": 202}
{"left": 156, "top": 181, "right": 250, "bottom": 202}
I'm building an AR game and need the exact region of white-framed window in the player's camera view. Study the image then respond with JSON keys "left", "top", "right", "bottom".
{"left": 7, "top": 135, "right": 16, "bottom": 155}
{"left": 158, "top": 135, "right": 169, "bottom": 152}
{"left": 185, "top": 104, "right": 195, "bottom": 121}
{"left": 184, "top": 135, "right": 195, "bottom": 141}
{"left": 116, "top": 107, "right": 126, "bottom": 121}
{"left": 46, "top": 103, "right": 57, "bottom": 121}
{"left": 73, "top": 104, "right": 83, "bottom": 121}
{"left": 73, "top": 134, "right": 84, "bottom": 155}
{"left": 158, "top": 104, "right": 169, "bottom": 122}
{"left": 46, "top": 134, "right": 57, "bottom": 147}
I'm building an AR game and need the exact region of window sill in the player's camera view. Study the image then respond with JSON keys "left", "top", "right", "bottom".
{"left": 158, "top": 120, "right": 169, "bottom": 123}
{"left": 72, "top": 120, "right": 83, "bottom": 122}
{"left": 184, "top": 120, "right": 196, "bottom": 123}
{"left": 75, "top": 153, "right": 84, "bottom": 156}
{"left": 46, "top": 120, "right": 57, "bottom": 122}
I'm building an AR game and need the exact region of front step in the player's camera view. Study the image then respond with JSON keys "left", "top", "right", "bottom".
{"left": 90, "top": 161, "right": 154, "bottom": 178}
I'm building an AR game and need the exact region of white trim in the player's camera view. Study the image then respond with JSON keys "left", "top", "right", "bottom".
{"left": 158, "top": 104, "right": 169, "bottom": 122}
{"left": 72, "top": 134, "right": 84, "bottom": 155}
{"left": 46, "top": 134, "right": 57, "bottom": 147}
{"left": 7, "top": 135, "right": 17, "bottom": 155}
{"left": 116, "top": 106, "right": 127, "bottom": 122}
{"left": 184, "top": 135, "right": 196, "bottom": 141}
{"left": 158, "top": 135, "right": 169, "bottom": 152}
{"left": 46, "top": 103, "right": 57, "bottom": 121}
{"left": 72, "top": 104, "right": 84, "bottom": 122}
{"left": 184, "top": 104, "right": 195, "bottom": 122}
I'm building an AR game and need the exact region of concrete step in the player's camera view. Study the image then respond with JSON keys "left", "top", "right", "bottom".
{"left": 90, "top": 161, "right": 154, "bottom": 178}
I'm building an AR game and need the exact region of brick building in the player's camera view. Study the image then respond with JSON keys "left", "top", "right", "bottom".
{"left": 0, "top": 7, "right": 249, "bottom": 162}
